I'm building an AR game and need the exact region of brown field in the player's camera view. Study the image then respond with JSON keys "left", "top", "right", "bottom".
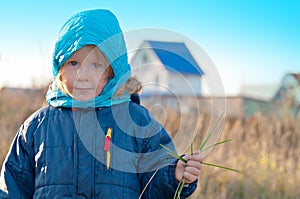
{"left": 0, "top": 88, "right": 45, "bottom": 164}
{"left": 189, "top": 113, "right": 299, "bottom": 198}
{"left": 0, "top": 89, "right": 299, "bottom": 198}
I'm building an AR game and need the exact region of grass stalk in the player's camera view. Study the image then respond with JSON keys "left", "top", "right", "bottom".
{"left": 201, "top": 139, "right": 232, "bottom": 153}
{"left": 199, "top": 112, "right": 224, "bottom": 151}
{"left": 160, "top": 112, "right": 240, "bottom": 198}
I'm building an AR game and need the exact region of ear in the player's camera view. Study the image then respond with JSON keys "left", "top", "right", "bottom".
{"left": 108, "top": 66, "right": 114, "bottom": 78}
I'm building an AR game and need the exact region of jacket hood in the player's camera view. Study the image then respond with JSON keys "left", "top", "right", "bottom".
{"left": 46, "top": 9, "right": 131, "bottom": 108}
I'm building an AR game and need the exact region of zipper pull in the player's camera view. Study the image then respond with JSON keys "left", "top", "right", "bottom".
{"left": 104, "top": 128, "right": 112, "bottom": 170}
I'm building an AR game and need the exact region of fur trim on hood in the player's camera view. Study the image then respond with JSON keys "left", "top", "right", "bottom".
{"left": 114, "top": 76, "right": 142, "bottom": 98}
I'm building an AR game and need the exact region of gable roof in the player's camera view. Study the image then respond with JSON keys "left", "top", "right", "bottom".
{"left": 291, "top": 73, "right": 300, "bottom": 85}
{"left": 146, "top": 40, "right": 204, "bottom": 75}
{"left": 272, "top": 73, "right": 300, "bottom": 101}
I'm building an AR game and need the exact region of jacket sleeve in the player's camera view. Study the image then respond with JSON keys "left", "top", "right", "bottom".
{"left": 0, "top": 122, "right": 35, "bottom": 199}
{"left": 138, "top": 126, "right": 198, "bottom": 199}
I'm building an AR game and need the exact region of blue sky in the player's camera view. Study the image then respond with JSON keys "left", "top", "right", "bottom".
{"left": 0, "top": 0, "right": 299, "bottom": 96}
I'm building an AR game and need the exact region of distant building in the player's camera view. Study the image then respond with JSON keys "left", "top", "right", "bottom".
{"left": 224, "top": 96, "right": 273, "bottom": 118}
{"left": 273, "top": 73, "right": 300, "bottom": 116}
{"left": 130, "top": 40, "right": 204, "bottom": 97}
{"left": 239, "top": 84, "right": 278, "bottom": 101}
{"left": 234, "top": 73, "right": 300, "bottom": 118}
{"left": 273, "top": 73, "right": 300, "bottom": 104}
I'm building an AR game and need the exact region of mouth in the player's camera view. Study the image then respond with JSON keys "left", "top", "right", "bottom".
{"left": 74, "top": 87, "right": 93, "bottom": 92}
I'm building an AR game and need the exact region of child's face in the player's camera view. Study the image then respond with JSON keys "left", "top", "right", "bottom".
{"left": 60, "top": 45, "right": 110, "bottom": 101}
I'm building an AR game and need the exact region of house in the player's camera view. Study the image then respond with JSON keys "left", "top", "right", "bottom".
{"left": 273, "top": 73, "right": 300, "bottom": 104}
{"left": 130, "top": 40, "right": 204, "bottom": 97}
{"left": 272, "top": 73, "right": 300, "bottom": 116}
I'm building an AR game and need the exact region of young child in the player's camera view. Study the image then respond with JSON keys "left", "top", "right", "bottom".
{"left": 0, "top": 9, "right": 203, "bottom": 198}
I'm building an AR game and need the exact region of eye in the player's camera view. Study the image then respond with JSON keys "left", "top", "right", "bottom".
{"left": 91, "top": 63, "right": 105, "bottom": 69}
{"left": 68, "top": 61, "right": 79, "bottom": 67}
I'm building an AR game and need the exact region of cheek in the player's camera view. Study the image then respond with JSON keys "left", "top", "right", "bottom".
{"left": 95, "top": 73, "right": 110, "bottom": 94}
{"left": 95, "top": 78, "right": 108, "bottom": 93}
{"left": 61, "top": 73, "right": 76, "bottom": 91}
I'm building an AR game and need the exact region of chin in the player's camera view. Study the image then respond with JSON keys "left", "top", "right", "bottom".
{"left": 72, "top": 95, "right": 95, "bottom": 101}
{"left": 78, "top": 97, "right": 95, "bottom": 101}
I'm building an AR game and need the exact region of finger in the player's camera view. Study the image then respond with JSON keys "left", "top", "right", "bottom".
{"left": 185, "top": 165, "right": 202, "bottom": 176}
{"left": 192, "top": 149, "right": 201, "bottom": 155}
{"left": 183, "top": 171, "right": 198, "bottom": 184}
{"left": 189, "top": 152, "right": 204, "bottom": 162}
{"left": 186, "top": 159, "right": 203, "bottom": 170}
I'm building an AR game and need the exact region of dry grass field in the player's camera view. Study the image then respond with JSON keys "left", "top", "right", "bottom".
{"left": 149, "top": 105, "right": 300, "bottom": 198}
{"left": 0, "top": 88, "right": 45, "bottom": 165}
{"left": 0, "top": 88, "right": 299, "bottom": 198}
{"left": 189, "top": 113, "right": 299, "bottom": 199}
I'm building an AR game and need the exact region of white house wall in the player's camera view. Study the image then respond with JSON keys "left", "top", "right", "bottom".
{"left": 130, "top": 45, "right": 169, "bottom": 95}
{"left": 168, "top": 73, "right": 201, "bottom": 96}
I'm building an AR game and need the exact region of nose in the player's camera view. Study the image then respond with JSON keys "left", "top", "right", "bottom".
{"left": 76, "top": 64, "right": 89, "bottom": 81}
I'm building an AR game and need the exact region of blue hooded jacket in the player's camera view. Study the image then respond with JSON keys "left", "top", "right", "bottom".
{"left": 0, "top": 9, "right": 198, "bottom": 198}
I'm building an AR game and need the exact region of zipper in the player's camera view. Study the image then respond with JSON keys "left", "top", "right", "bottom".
{"left": 72, "top": 109, "right": 79, "bottom": 198}
{"left": 73, "top": 130, "right": 78, "bottom": 198}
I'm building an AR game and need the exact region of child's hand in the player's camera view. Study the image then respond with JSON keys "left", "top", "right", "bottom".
{"left": 175, "top": 150, "right": 203, "bottom": 184}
